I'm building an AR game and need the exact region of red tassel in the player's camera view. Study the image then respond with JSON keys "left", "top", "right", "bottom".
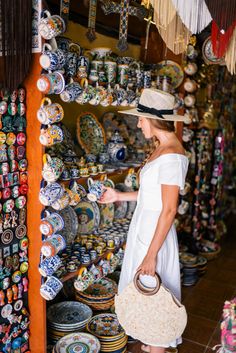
{"left": 211, "top": 20, "right": 236, "bottom": 58}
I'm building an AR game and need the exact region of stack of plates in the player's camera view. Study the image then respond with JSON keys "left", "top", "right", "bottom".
{"left": 180, "top": 252, "right": 199, "bottom": 286}
{"left": 53, "top": 332, "right": 100, "bottom": 353}
{"left": 197, "top": 255, "right": 207, "bottom": 276}
{"left": 75, "top": 278, "right": 117, "bottom": 311}
{"left": 86, "top": 313, "right": 127, "bottom": 353}
{"left": 47, "top": 301, "right": 93, "bottom": 343}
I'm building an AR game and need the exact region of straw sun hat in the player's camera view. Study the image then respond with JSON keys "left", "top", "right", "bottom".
{"left": 119, "top": 88, "right": 191, "bottom": 124}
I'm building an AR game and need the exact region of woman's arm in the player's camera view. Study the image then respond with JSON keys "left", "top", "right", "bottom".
{"left": 99, "top": 187, "right": 138, "bottom": 203}
{"left": 137, "top": 184, "right": 179, "bottom": 276}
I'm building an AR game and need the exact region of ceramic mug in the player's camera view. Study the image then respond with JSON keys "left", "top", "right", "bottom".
{"left": 39, "top": 10, "right": 65, "bottom": 40}
{"left": 39, "top": 43, "right": 66, "bottom": 71}
{"left": 87, "top": 178, "right": 104, "bottom": 202}
{"left": 42, "top": 153, "right": 64, "bottom": 182}
{"left": 77, "top": 56, "right": 90, "bottom": 73}
{"left": 39, "top": 125, "right": 64, "bottom": 146}
{"left": 41, "top": 234, "right": 66, "bottom": 257}
{"left": 79, "top": 166, "right": 89, "bottom": 177}
{"left": 37, "top": 71, "right": 65, "bottom": 94}
{"left": 74, "top": 267, "right": 94, "bottom": 291}
{"left": 40, "top": 275, "right": 63, "bottom": 300}
{"left": 40, "top": 210, "right": 64, "bottom": 236}
{"left": 39, "top": 182, "right": 64, "bottom": 206}
{"left": 88, "top": 165, "right": 98, "bottom": 175}
{"left": 65, "top": 52, "right": 78, "bottom": 77}
{"left": 37, "top": 97, "right": 64, "bottom": 125}
{"left": 38, "top": 255, "right": 62, "bottom": 277}
{"left": 60, "top": 82, "right": 82, "bottom": 102}
{"left": 70, "top": 167, "right": 80, "bottom": 179}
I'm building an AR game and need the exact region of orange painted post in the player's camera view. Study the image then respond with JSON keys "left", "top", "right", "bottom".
{"left": 24, "top": 54, "right": 47, "bottom": 353}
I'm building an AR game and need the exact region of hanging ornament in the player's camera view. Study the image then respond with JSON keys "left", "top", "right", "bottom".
{"left": 171, "top": 0, "right": 212, "bottom": 34}
{"left": 205, "top": 0, "right": 236, "bottom": 57}
{"left": 225, "top": 25, "right": 236, "bottom": 74}
{"left": 60, "top": 0, "right": 70, "bottom": 28}
{"left": 86, "top": 0, "right": 97, "bottom": 42}
{"left": 150, "top": 0, "right": 191, "bottom": 55}
{"left": 101, "top": 0, "right": 148, "bottom": 52}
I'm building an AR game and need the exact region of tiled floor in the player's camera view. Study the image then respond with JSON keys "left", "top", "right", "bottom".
{"left": 128, "top": 219, "right": 236, "bottom": 353}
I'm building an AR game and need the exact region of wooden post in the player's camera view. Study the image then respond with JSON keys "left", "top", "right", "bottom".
{"left": 24, "top": 54, "right": 46, "bottom": 353}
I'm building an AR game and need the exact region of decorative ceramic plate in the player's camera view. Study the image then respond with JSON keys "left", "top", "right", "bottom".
{"left": 202, "top": 36, "right": 225, "bottom": 65}
{"left": 74, "top": 200, "right": 100, "bottom": 234}
{"left": 87, "top": 314, "right": 124, "bottom": 338}
{"left": 48, "top": 206, "right": 78, "bottom": 244}
{"left": 82, "top": 278, "right": 117, "bottom": 298}
{"left": 47, "top": 301, "right": 93, "bottom": 327}
{"left": 156, "top": 60, "right": 184, "bottom": 88}
{"left": 77, "top": 112, "right": 106, "bottom": 155}
{"left": 55, "top": 332, "right": 100, "bottom": 353}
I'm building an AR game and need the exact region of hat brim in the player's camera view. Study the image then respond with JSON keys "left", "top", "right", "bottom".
{"left": 118, "top": 107, "right": 191, "bottom": 124}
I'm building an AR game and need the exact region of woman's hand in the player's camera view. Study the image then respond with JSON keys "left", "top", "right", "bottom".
{"left": 137, "top": 254, "right": 157, "bottom": 276}
{"left": 98, "top": 187, "right": 119, "bottom": 204}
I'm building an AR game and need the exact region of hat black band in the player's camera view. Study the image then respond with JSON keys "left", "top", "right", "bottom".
{"left": 137, "top": 104, "right": 173, "bottom": 119}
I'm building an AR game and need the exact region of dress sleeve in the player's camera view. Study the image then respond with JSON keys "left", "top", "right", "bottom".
{"left": 157, "top": 160, "right": 186, "bottom": 190}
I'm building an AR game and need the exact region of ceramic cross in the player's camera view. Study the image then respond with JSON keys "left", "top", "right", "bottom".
{"left": 60, "top": 0, "right": 70, "bottom": 27}
{"left": 86, "top": 0, "right": 98, "bottom": 42}
{"left": 101, "top": 0, "right": 148, "bottom": 51}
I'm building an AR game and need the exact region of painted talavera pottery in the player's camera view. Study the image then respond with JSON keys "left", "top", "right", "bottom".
{"left": 42, "top": 153, "right": 64, "bottom": 182}
{"left": 107, "top": 131, "right": 127, "bottom": 163}
{"left": 74, "top": 200, "right": 100, "bottom": 234}
{"left": 38, "top": 255, "right": 62, "bottom": 277}
{"left": 77, "top": 112, "right": 106, "bottom": 155}
{"left": 156, "top": 60, "right": 184, "bottom": 88}
{"left": 38, "top": 10, "right": 65, "bottom": 40}
{"left": 55, "top": 332, "right": 100, "bottom": 353}
{"left": 37, "top": 97, "right": 64, "bottom": 125}
{"left": 40, "top": 275, "right": 63, "bottom": 300}
{"left": 87, "top": 178, "right": 104, "bottom": 202}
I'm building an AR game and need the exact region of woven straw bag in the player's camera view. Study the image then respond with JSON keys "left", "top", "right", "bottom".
{"left": 115, "top": 271, "right": 187, "bottom": 346}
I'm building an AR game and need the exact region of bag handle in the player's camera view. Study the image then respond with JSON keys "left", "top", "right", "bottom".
{"left": 134, "top": 270, "right": 161, "bottom": 296}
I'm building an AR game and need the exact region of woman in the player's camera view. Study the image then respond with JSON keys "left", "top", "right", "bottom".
{"left": 100, "top": 89, "right": 189, "bottom": 353}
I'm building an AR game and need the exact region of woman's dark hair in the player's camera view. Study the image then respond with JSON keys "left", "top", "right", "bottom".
{"left": 148, "top": 118, "right": 175, "bottom": 132}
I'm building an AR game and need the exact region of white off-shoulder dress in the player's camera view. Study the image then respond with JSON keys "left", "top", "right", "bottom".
{"left": 118, "top": 153, "right": 189, "bottom": 348}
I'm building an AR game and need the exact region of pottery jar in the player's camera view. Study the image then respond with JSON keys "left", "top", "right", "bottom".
{"left": 107, "top": 131, "right": 127, "bottom": 162}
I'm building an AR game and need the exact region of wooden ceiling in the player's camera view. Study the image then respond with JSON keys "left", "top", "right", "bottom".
{"left": 47, "top": 0, "right": 149, "bottom": 44}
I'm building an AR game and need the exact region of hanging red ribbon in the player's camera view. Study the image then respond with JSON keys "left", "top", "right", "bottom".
{"left": 211, "top": 20, "right": 236, "bottom": 58}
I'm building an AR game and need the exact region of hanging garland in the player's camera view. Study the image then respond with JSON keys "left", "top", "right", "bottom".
{"left": 171, "top": 0, "right": 212, "bottom": 34}
{"left": 150, "top": 0, "right": 191, "bottom": 55}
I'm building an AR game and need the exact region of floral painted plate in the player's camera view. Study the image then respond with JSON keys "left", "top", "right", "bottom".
{"left": 156, "top": 60, "right": 184, "bottom": 88}
{"left": 47, "top": 301, "right": 93, "bottom": 328}
{"left": 87, "top": 313, "right": 124, "bottom": 338}
{"left": 77, "top": 112, "right": 106, "bottom": 155}
{"left": 74, "top": 200, "right": 100, "bottom": 234}
{"left": 55, "top": 332, "right": 100, "bottom": 353}
{"left": 81, "top": 277, "right": 117, "bottom": 298}
{"left": 202, "top": 36, "right": 225, "bottom": 65}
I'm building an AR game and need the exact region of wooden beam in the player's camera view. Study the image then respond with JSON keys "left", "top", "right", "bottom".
{"left": 24, "top": 55, "right": 46, "bottom": 353}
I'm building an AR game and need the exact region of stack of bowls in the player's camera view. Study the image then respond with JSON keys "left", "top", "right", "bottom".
{"left": 47, "top": 301, "right": 93, "bottom": 344}
{"left": 75, "top": 277, "right": 117, "bottom": 311}
{"left": 179, "top": 252, "right": 199, "bottom": 286}
{"left": 53, "top": 332, "right": 100, "bottom": 353}
{"left": 197, "top": 255, "right": 207, "bottom": 276}
{"left": 86, "top": 313, "right": 127, "bottom": 353}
